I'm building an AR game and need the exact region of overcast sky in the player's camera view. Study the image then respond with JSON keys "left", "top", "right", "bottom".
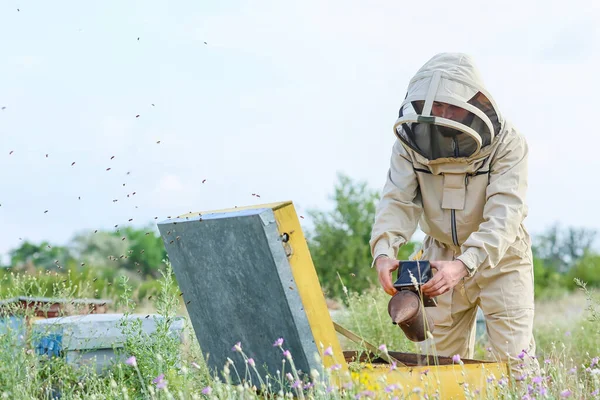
{"left": 1, "top": 0, "right": 599, "bottom": 264}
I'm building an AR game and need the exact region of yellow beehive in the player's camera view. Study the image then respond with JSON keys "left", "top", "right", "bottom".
{"left": 171, "top": 201, "right": 507, "bottom": 399}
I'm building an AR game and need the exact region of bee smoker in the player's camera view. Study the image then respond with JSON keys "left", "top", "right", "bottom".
{"left": 387, "top": 260, "right": 436, "bottom": 342}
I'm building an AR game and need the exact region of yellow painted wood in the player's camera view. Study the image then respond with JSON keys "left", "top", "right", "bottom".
{"left": 272, "top": 203, "right": 346, "bottom": 369}
{"left": 348, "top": 362, "right": 505, "bottom": 399}
{"left": 176, "top": 201, "right": 291, "bottom": 219}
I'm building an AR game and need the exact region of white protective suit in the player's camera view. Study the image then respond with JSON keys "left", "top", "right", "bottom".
{"left": 370, "top": 53, "right": 538, "bottom": 378}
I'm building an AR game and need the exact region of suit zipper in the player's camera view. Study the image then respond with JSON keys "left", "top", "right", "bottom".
{"left": 451, "top": 209, "right": 459, "bottom": 246}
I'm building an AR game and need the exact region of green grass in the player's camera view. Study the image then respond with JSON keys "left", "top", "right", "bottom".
{"left": 2, "top": 268, "right": 600, "bottom": 399}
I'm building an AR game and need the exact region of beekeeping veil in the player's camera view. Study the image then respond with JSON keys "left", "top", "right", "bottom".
{"left": 394, "top": 53, "right": 502, "bottom": 161}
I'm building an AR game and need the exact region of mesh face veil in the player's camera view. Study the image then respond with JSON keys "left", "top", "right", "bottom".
{"left": 393, "top": 65, "right": 501, "bottom": 161}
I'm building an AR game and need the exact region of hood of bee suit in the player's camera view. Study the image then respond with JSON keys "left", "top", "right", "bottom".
{"left": 393, "top": 53, "right": 504, "bottom": 164}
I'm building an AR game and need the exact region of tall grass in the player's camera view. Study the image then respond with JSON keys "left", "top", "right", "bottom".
{"left": 1, "top": 268, "right": 600, "bottom": 398}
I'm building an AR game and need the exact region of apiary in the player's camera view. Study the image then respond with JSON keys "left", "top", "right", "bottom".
{"left": 158, "top": 201, "right": 506, "bottom": 398}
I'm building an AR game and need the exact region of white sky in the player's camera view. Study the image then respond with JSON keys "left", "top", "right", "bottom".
{"left": 1, "top": 0, "right": 599, "bottom": 263}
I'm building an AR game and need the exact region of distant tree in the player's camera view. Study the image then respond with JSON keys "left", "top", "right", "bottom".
{"left": 306, "top": 173, "right": 416, "bottom": 300}
{"left": 71, "top": 231, "right": 129, "bottom": 269}
{"left": 533, "top": 223, "right": 596, "bottom": 273}
{"left": 110, "top": 226, "right": 167, "bottom": 277}
{"left": 9, "top": 241, "right": 73, "bottom": 271}
{"left": 72, "top": 226, "right": 167, "bottom": 277}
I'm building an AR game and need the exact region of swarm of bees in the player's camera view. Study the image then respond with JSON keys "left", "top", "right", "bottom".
{"left": 0, "top": 26, "right": 316, "bottom": 327}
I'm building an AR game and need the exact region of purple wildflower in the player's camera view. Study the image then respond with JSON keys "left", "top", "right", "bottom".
{"left": 498, "top": 378, "right": 508, "bottom": 386}
{"left": 560, "top": 389, "right": 572, "bottom": 397}
{"left": 389, "top": 361, "right": 397, "bottom": 371}
{"left": 592, "top": 357, "right": 599, "bottom": 367}
{"left": 292, "top": 380, "right": 302, "bottom": 389}
{"left": 569, "top": 367, "right": 577, "bottom": 375}
{"left": 152, "top": 374, "right": 165, "bottom": 384}
{"left": 452, "top": 354, "right": 461, "bottom": 363}
{"left": 532, "top": 376, "right": 543, "bottom": 384}
{"left": 355, "top": 390, "right": 376, "bottom": 399}
{"left": 202, "top": 386, "right": 212, "bottom": 395}
{"left": 518, "top": 350, "right": 526, "bottom": 360}
{"left": 385, "top": 384, "right": 399, "bottom": 393}
{"left": 156, "top": 380, "right": 167, "bottom": 390}
{"left": 378, "top": 344, "right": 387, "bottom": 352}
{"left": 192, "top": 361, "right": 201, "bottom": 369}
{"left": 303, "top": 382, "right": 314, "bottom": 390}
{"left": 273, "top": 338, "right": 284, "bottom": 347}
{"left": 232, "top": 342, "right": 242, "bottom": 352}
{"left": 247, "top": 358, "right": 255, "bottom": 367}
{"left": 125, "top": 356, "right": 137, "bottom": 367}
{"left": 324, "top": 346, "right": 333, "bottom": 356}
{"left": 330, "top": 363, "right": 342, "bottom": 371}
{"left": 286, "top": 372, "right": 293, "bottom": 381}
{"left": 592, "top": 389, "right": 599, "bottom": 396}
{"left": 565, "top": 331, "right": 571, "bottom": 337}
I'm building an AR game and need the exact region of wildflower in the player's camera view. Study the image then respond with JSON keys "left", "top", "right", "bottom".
{"left": 273, "top": 338, "right": 284, "bottom": 347}
{"left": 125, "top": 356, "right": 137, "bottom": 367}
{"left": 292, "top": 380, "right": 302, "bottom": 389}
{"left": 544, "top": 359, "right": 552, "bottom": 364}
{"left": 248, "top": 358, "right": 255, "bottom": 367}
{"left": 486, "top": 376, "right": 495, "bottom": 383}
{"left": 153, "top": 374, "right": 165, "bottom": 384}
{"left": 378, "top": 344, "right": 388, "bottom": 353}
{"left": 201, "top": 387, "right": 212, "bottom": 395}
{"left": 592, "top": 389, "right": 599, "bottom": 396}
{"left": 342, "top": 382, "right": 353, "bottom": 390}
{"left": 303, "top": 382, "right": 314, "bottom": 390}
{"left": 385, "top": 384, "right": 400, "bottom": 393}
{"left": 192, "top": 362, "right": 201, "bottom": 369}
{"left": 518, "top": 350, "right": 526, "bottom": 360}
{"left": 421, "top": 368, "right": 430, "bottom": 375}
{"left": 498, "top": 378, "right": 508, "bottom": 386}
{"left": 592, "top": 357, "right": 599, "bottom": 367}
{"left": 330, "top": 364, "right": 342, "bottom": 371}
{"left": 356, "top": 390, "right": 376, "bottom": 398}
{"left": 590, "top": 368, "right": 600, "bottom": 375}
{"left": 286, "top": 372, "right": 294, "bottom": 381}
{"left": 389, "top": 361, "right": 397, "bottom": 371}
{"left": 565, "top": 331, "right": 571, "bottom": 337}
{"left": 532, "top": 376, "right": 543, "bottom": 384}
{"left": 232, "top": 342, "right": 242, "bottom": 352}
{"left": 324, "top": 346, "right": 333, "bottom": 356}
{"left": 569, "top": 367, "right": 577, "bottom": 375}
{"left": 560, "top": 389, "right": 572, "bottom": 397}
{"left": 156, "top": 380, "right": 167, "bottom": 390}
{"left": 452, "top": 354, "right": 461, "bottom": 363}
{"left": 283, "top": 350, "right": 291, "bottom": 359}
{"left": 326, "top": 386, "right": 336, "bottom": 393}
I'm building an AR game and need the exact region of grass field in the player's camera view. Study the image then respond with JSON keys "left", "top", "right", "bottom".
{"left": 1, "top": 269, "right": 600, "bottom": 399}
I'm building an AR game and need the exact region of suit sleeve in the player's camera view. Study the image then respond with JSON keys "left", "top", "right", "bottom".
{"left": 369, "top": 140, "right": 423, "bottom": 266}
{"left": 457, "top": 130, "right": 529, "bottom": 274}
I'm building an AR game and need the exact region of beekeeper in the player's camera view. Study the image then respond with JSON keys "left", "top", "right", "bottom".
{"left": 370, "top": 52, "right": 538, "bottom": 378}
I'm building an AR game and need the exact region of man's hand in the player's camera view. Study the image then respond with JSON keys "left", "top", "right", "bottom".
{"left": 375, "top": 256, "right": 399, "bottom": 296}
{"left": 421, "top": 260, "right": 469, "bottom": 297}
